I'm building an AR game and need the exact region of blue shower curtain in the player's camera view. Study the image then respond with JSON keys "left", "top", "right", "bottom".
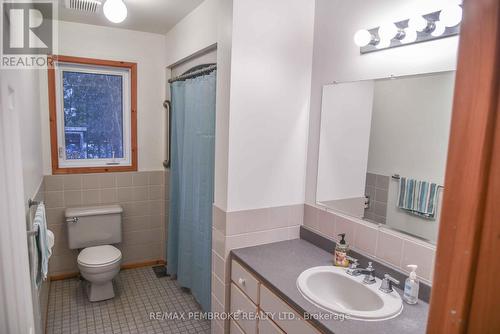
{"left": 167, "top": 71, "right": 216, "bottom": 312}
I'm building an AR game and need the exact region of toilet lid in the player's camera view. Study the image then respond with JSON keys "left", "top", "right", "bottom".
{"left": 78, "top": 245, "right": 121, "bottom": 267}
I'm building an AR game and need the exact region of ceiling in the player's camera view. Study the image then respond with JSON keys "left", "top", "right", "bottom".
{"left": 57, "top": 0, "right": 205, "bottom": 34}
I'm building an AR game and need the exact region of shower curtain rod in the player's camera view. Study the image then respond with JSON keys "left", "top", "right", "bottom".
{"left": 168, "top": 64, "right": 217, "bottom": 83}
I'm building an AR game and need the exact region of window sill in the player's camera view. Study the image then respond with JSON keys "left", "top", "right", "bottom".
{"left": 52, "top": 165, "right": 137, "bottom": 175}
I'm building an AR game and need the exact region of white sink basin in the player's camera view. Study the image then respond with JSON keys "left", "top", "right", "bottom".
{"left": 297, "top": 266, "right": 403, "bottom": 321}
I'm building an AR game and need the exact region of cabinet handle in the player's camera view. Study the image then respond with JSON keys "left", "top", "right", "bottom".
{"left": 238, "top": 278, "right": 246, "bottom": 286}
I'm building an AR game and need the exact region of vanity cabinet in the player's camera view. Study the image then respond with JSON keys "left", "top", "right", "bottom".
{"left": 230, "top": 259, "right": 321, "bottom": 334}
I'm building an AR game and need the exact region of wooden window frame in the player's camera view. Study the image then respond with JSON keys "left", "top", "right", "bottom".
{"left": 48, "top": 55, "right": 137, "bottom": 174}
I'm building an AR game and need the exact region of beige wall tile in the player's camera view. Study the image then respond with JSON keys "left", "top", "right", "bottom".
{"left": 401, "top": 240, "right": 435, "bottom": 281}
{"left": 149, "top": 185, "right": 163, "bottom": 200}
{"left": 45, "top": 191, "right": 64, "bottom": 208}
{"left": 45, "top": 175, "right": 64, "bottom": 191}
{"left": 318, "top": 209, "right": 335, "bottom": 238}
{"left": 212, "top": 229, "right": 226, "bottom": 259}
{"left": 149, "top": 201, "right": 164, "bottom": 216}
{"left": 289, "top": 204, "right": 304, "bottom": 226}
{"left": 148, "top": 215, "right": 164, "bottom": 229}
{"left": 82, "top": 174, "right": 100, "bottom": 189}
{"left": 100, "top": 188, "right": 117, "bottom": 204}
{"left": 213, "top": 205, "right": 226, "bottom": 235}
{"left": 354, "top": 223, "right": 378, "bottom": 255}
{"left": 334, "top": 215, "right": 356, "bottom": 244}
{"left": 304, "top": 204, "right": 319, "bottom": 230}
{"left": 117, "top": 187, "right": 134, "bottom": 202}
{"left": 123, "top": 216, "right": 149, "bottom": 233}
{"left": 267, "top": 206, "right": 291, "bottom": 229}
{"left": 132, "top": 172, "right": 149, "bottom": 186}
{"left": 82, "top": 189, "right": 100, "bottom": 206}
{"left": 46, "top": 208, "right": 65, "bottom": 225}
{"left": 149, "top": 171, "right": 164, "bottom": 185}
{"left": 133, "top": 186, "right": 149, "bottom": 201}
{"left": 116, "top": 173, "right": 133, "bottom": 187}
{"left": 226, "top": 208, "right": 268, "bottom": 235}
{"left": 212, "top": 251, "right": 227, "bottom": 282}
{"left": 64, "top": 190, "right": 82, "bottom": 207}
{"left": 99, "top": 174, "right": 116, "bottom": 188}
{"left": 211, "top": 273, "right": 229, "bottom": 307}
{"left": 375, "top": 231, "right": 403, "bottom": 267}
{"left": 63, "top": 175, "right": 82, "bottom": 190}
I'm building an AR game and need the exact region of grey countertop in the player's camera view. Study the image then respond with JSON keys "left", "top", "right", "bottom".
{"left": 231, "top": 239, "right": 429, "bottom": 334}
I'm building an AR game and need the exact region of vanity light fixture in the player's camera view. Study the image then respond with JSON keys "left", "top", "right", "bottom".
{"left": 103, "top": 0, "right": 127, "bottom": 23}
{"left": 354, "top": 4, "right": 462, "bottom": 54}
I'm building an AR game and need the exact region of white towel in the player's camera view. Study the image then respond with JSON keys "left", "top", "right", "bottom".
{"left": 33, "top": 203, "right": 54, "bottom": 282}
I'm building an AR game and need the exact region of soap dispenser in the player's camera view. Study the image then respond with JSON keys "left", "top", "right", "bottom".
{"left": 334, "top": 233, "right": 349, "bottom": 267}
{"left": 403, "top": 264, "right": 420, "bottom": 304}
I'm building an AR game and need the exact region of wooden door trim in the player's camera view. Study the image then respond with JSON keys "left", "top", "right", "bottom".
{"left": 427, "top": 0, "right": 500, "bottom": 332}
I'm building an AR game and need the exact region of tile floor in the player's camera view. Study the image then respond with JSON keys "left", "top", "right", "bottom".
{"left": 46, "top": 267, "right": 211, "bottom": 334}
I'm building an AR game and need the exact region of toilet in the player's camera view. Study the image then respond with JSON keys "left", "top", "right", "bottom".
{"left": 65, "top": 205, "right": 123, "bottom": 302}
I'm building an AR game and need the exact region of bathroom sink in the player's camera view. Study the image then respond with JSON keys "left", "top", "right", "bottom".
{"left": 297, "top": 266, "right": 403, "bottom": 321}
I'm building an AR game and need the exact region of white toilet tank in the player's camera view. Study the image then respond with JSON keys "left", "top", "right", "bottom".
{"left": 65, "top": 205, "right": 123, "bottom": 249}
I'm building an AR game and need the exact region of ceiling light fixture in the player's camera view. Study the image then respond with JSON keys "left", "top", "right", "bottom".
{"left": 103, "top": 0, "right": 127, "bottom": 23}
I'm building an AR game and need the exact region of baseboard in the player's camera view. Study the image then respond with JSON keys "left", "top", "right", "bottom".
{"left": 121, "top": 259, "right": 166, "bottom": 270}
{"left": 49, "top": 259, "right": 166, "bottom": 281}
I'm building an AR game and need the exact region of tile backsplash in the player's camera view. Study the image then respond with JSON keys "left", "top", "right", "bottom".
{"left": 364, "top": 172, "right": 389, "bottom": 224}
{"left": 304, "top": 204, "right": 436, "bottom": 284}
{"left": 44, "top": 170, "right": 168, "bottom": 276}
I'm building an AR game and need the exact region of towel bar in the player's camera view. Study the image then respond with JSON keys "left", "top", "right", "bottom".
{"left": 391, "top": 174, "right": 444, "bottom": 189}
{"left": 27, "top": 225, "right": 39, "bottom": 237}
{"left": 28, "top": 198, "right": 40, "bottom": 208}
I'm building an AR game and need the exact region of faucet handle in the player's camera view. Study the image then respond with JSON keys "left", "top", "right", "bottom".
{"left": 346, "top": 256, "right": 358, "bottom": 268}
{"left": 362, "top": 262, "right": 376, "bottom": 285}
{"left": 379, "top": 274, "right": 400, "bottom": 293}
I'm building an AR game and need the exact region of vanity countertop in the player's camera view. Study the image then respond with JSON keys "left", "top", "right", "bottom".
{"left": 231, "top": 239, "right": 429, "bottom": 334}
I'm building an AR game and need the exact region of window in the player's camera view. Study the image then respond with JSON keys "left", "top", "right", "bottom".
{"left": 48, "top": 56, "right": 137, "bottom": 174}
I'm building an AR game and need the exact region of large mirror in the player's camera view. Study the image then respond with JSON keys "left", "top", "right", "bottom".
{"left": 316, "top": 71, "right": 455, "bottom": 243}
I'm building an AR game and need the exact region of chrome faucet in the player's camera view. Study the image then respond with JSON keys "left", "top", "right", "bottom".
{"left": 379, "top": 274, "right": 400, "bottom": 293}
{"left": 346, "top": 259, "right": 376, "bottom": 284}
{"left": 345, "top": 256, "right": 360, "bottom": 276}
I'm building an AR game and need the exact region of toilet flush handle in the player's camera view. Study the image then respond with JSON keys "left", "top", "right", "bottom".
{"left": 67, "top": 217, "right": 79, "bottom": 223}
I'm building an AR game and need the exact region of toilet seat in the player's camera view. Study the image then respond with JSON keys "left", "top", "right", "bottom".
{"left": 78, "top": 245, "right": 122, "bottom": 268}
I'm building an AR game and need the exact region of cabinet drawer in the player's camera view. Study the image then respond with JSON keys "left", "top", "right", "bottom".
{"left": 258, "top": 314, "right": 285, "bottom": 334}
{"left": 231, "top": 260, "right": 260, "bottom": 304}
{"left": 230, "top": 283, "right": 258, "bottom": 334}
{"left": 230, "top": 320, "right": 246, "bottom": 334}
{"left": 260, "top": 285, "right": 320, "bottom": 334}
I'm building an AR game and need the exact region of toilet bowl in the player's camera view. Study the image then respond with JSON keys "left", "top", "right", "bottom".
{"left": 77, "top": 245, "right": 122, "bottom": 302}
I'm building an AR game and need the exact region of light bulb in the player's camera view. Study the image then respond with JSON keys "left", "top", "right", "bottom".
{"left": 354, "top": 29, "right": 373, "bottom": 47}
{"left": 431, "top": 21, "right": 446, "bottom": 37}
{"left": 440, "top": 5, "right": 462, "bottom": 27}
{"left": 401, "top": 29, "right": 418, "bottom": 44}
{"left": 378, "top": 23, "right": 398, "bottom": 41}
{"left": 376, "top": 39, "right": 391, "bottom": 49}
{"left": 103, "top": 0, "right": 127, "bottom": 23}
{"left": 408, "top": 15, "right": 428, "bottom": 32}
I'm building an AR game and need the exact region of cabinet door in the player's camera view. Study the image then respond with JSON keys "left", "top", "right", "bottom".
{"left": 230, "top": 283, "right": 258, "bottom": 334}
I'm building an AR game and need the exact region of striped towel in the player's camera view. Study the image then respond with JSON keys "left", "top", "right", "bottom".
{"left": 397, "top": 177, "right": 439, "bottom": 219}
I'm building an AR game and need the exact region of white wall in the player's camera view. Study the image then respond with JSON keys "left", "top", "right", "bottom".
{"left": 226, "top": 0, "right": 316, "bottom": 211}
{"left": 40, "top": 21, "right": 167, "bottom": 174}
{"left": 164, "top": 0, "right": 218, "bottom": 67}
{"left": 305, "top": 0, "right": 460, "bottom": 204}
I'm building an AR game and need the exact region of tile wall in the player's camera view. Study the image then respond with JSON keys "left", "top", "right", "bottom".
{"left": 211, "top": 204, "right": 304, "bottom": 334}
{"left": 364, "top": 172, "right": 390, "bottom": 224}
{"left": 304, "top": 204, "right": 436, "bottom": 284}
{"left": 44, "top": 170, "right": 168, "bottom": 276}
